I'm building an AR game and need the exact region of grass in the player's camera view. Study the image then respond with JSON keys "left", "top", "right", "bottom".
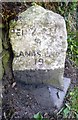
{"left": 33, "top": 87, "right": 78, "bottom": 119}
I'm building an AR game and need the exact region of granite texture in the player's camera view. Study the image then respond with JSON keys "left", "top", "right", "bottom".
{"left": 10, "top": 5, "right": 67, "bottom": 89}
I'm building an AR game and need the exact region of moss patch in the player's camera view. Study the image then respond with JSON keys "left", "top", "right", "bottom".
{"left": 2, "top": 50, "right": 10, "bottom": 70}
{"left": 0, "top": 59, "right": 4, "bottom": 80}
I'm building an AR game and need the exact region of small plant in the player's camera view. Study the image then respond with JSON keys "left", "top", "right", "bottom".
{"left": 67, "top": 32, "right": 78, "bottom": 66}
{"left": 70, "top": 87, "right": 78, "bottom": 113}
{"left": 57, "top": 87, "right": 78, "bottom": 119}
{"left": 62, "top": 103, "right": 71, "bottom": 118}
{"left": 34, "top": 112, "right": 43, "bottom": 120}
{"left": 33, "top": 112, "right": 48, "bottom": 120}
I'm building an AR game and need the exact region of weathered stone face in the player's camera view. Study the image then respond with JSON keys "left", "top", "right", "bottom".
{"left": 9, "top": 5, "right": 67, "bottom": 89}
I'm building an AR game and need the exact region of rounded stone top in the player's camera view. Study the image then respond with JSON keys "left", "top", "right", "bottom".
{"left": 10, "top": 5, "right": 67, "bottom": 70}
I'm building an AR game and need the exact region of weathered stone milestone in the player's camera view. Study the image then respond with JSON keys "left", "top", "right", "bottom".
{"left": 10, "top": 5, "right": 67, "bottom": 89}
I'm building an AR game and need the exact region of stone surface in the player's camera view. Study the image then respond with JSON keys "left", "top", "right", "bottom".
{"left": 10, "top": 5, "right": 67, "bottom": 89}
{"left": 29, "top": 77, "right": 71, "bottom": 111}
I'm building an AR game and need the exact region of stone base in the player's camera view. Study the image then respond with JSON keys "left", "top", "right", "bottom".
{"left": 16, "top": 77, "right": 71, "bottom": 114}
{"left": 14, "top": 68, "right": 64, "bottom": 90}
{"left": 31, "top": 77, "right": 71, "bottom": 112}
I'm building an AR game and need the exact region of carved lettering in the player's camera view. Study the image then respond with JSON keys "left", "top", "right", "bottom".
{"left": 11, "top": 29, "right": 23, "bottom": 36}
{"left": 37, "top": 51, "right": 41, "bottom": 56}
{"left": 35, "top": 38, "right": 41, "bottom": 45}
{"left": 25, "top": 51, "right": 31, "bottom": 56}
{"left": 38, "top": 58, "right": 44, "bottom": 64}
{"left": 35, "top": 58, "right": 44, "bottom": 65}
{"left": 19, "top": 51, "right": 24, "bottom": 56}
{"left": 15, "top": 50, "right": 42, "bottom": 57}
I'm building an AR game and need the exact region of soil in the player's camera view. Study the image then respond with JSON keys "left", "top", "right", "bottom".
{"left": 2, "top": 58, "right": 78, "bottom": 120}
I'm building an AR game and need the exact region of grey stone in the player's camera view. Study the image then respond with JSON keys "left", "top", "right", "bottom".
{"left": 10, "top": 5, "right": 67, "bottom": 89}
{"left": 31, "top": 77, "right": 71, "bottom": 111}
{"left": 14, "top": 68, "right": 64, "bottom": 89}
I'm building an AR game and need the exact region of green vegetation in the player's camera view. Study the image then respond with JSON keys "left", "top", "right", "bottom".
{"left": 57, "top": 3, "right": 78, "bottom": 66}
{"left": 34, "top": 112, "right": 48, "bottom": 120}
{"left": 53, "top": 2, "right": 78, "bottom": 66}
{"left": 34, "top": 87, "right": 78, "bottom": 119}
{"left": 67, "top": 32, "right": 78, "bottom": 65}
{"left": 70, "top": 87, "right": 78, "bottom": 113}
{"left": 10, "top": 20, "right": 17, "bottom": 29}
{"left": 57, "top": 87, "right": 78, "bottom": 119}
{"left": 34, "top": 112, "right": 43, "bottom": 120}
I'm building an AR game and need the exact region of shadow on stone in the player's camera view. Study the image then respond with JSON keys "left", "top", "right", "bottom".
{"left": 13, "top": 69, "right": 64, "bottom": 90}
{"left": 15, "top": 74, "right": 71, "bottom": 112}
